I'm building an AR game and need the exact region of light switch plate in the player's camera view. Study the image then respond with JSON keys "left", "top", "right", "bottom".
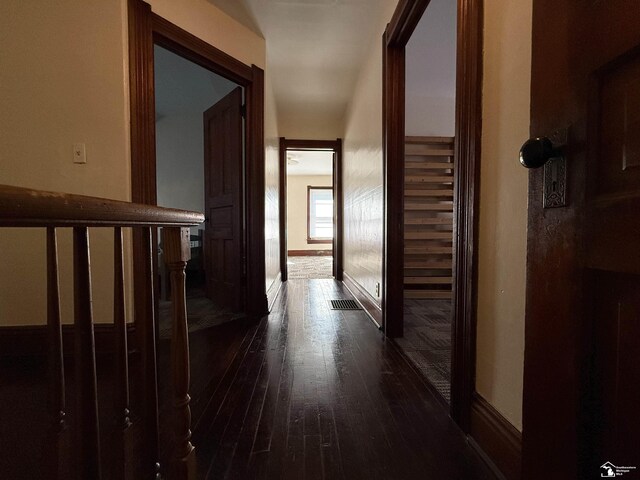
{"left": 73, "top": 143, "right": 86, "bottom": 164}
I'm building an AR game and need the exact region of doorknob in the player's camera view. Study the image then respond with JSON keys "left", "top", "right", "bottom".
{"left": 519, "top": 137, "right": 563, "bottom": 168}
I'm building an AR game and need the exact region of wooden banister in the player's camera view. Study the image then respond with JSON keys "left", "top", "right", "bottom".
{"left": 114, "top": 227, "right": 134, "bottom": 479}
{"left": 73, "top": 226, "right": 102, "bottom": 479}
{"left": 0, "top": 184, "right": 202, "bottom": 480}
{"left": 0, "top": 184, "right": 203, "bottom": 227}
{"left": 163, "top": 227, "right": 196, "bottom": 479}
{"left": 140, "top": 226, "right": 161, "bottom": 480}
{"left": 46, "top": 227, "right": 70, "bottom": 479}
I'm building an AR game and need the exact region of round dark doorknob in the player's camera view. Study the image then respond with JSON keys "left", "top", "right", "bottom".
{"left": 519, "top": 137, "right": 560, "bottom": 168}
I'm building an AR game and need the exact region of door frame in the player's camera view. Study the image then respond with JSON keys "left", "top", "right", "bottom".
{"left": 382, "top": 0, "right": 483, "bottom": 431}
{"left": 128, "top": 0, "right": 268, "bottom": 321}
{"left": 278, "top": 138, "right": 343, "bottom": 282}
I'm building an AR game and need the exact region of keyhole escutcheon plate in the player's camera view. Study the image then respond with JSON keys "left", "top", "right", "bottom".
{"left": 543, "top": 156, "right": 567, "bottom": 208}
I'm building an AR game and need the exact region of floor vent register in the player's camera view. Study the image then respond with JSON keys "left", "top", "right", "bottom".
{"left": 329, "top": 299, "right": 361, "bottom": 310}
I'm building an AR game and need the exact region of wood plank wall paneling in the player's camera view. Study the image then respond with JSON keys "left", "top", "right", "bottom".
{"left": 469, "top": 392, "right": 522, "bottom": 480}
{"left": 343, "top": 272, "right": 383, "bottom": 328}
{"left": 266, "top": 272, "right": 283, "bottom": 312}
{"left": 404, "top": 136, "right": 455, "bottom": 300}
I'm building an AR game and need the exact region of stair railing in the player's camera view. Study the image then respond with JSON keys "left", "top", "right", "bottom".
{"left": 0, "top": 184, "right": 204, "bottom": 480}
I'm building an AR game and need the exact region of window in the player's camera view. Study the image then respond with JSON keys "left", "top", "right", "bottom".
{"left": 307, "top": 186, "right": 333, "bottom": 243}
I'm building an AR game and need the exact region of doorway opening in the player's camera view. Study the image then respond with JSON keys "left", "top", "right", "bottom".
{"left": 154, "top": 45, "right": 246, "bottom": 336}
{"left": 129, "top": 1, "right": 268, "bottom": 327}
{"left": 392, "top": 0, "right": 457, "bottom": 403}
{"left": 382, "top": 0, "right": 483, "bottom": 431}
{"left": 279, "top": 139, "right": 343, "bottom": 282}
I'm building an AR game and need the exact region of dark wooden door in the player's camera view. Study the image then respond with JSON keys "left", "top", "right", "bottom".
{"left": 203, "top": 87, "right": 244, "bottom": 310}
{"left": 524, "top": 3, "right": 640, "bottom": 479}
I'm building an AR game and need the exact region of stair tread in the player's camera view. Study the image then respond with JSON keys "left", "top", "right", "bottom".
{"left": 405, "top": 247, "right": 452, "bottom": 254}
{"left": 405, "top": 162, "right": 454, "bottom": 169}
{"left": 406, "top": 175, "right": 453, "bottom": 183}
{"left": 405, "top": 136, "right": 454, "bottom": 144}
{"left": 404, "top": 290, "right": 453, "bottom": 299}
{"left": 404, "top": 204, "right": 453, "bottom": 211}
{"left": 405, "top": 218, "right": 453, "bottom": 225}
{"left": 405, "top": 261, "right": 453, "bottom": 268}
{"left": 405, "top": 189, "right": 454, "bottom": 197}
{"left": 404, "top": 232, "right": 453, "bottom": 240}
{"left": 404, "top": 277, "right": 453, "bottom": 284}
{"left": 405, "top": 149, "right": 455, "bottom": 157}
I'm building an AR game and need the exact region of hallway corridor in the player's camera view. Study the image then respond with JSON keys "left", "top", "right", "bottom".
{"left": 190, "top": 279, "right": 493, "bottom": 479}
{"left": 0, "top": 280, "right": 495, "bottom": 480}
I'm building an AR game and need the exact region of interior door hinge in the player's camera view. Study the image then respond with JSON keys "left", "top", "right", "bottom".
{"left": 240, "top": 104, "right": 247, "bottom": 118}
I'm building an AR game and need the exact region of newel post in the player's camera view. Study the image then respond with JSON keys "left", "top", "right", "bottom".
{"left": 162, "top": 227, "right": 196, "bottom": 480}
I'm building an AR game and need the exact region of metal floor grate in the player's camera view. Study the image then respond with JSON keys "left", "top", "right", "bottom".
{"left": 329, "top": 299, "right": 361, "bottom": 310}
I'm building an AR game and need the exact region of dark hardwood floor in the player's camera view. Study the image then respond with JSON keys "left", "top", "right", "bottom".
{"left": 0, "top": 279, "right": 494, "bottom": 479}
{"left": 187, "top": 279, "right": 493, "bottom": 480}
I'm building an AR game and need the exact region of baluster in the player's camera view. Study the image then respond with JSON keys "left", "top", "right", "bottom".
{"left": 46, "top": 227, "right": 70, "bottom": 478}
{"left": 114, "top": 227, "right": 134, "bottom": 479}
{"left": 162, "top": 227, "right": 196, "bottom": 480}
{"left": 73, "top": 226, "right": 101, "bottom": 479}
{"left": 140, "top": 226, "right": 161, "bottom": 479}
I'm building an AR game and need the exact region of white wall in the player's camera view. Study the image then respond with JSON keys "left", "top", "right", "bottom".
{"left": 405, "top": 0, "right": 456, "bottom": 137}
{"left": 476, "top": 0, "right": 532, "bottom": 431}
{"left": 155, "top": 115, "right": 206, "bottom": 231}
{"left": 405, "top": 97, "right": 455, "bottom": 137}
{"left": 286, "top": 175, "right": 333, "bottom": 251}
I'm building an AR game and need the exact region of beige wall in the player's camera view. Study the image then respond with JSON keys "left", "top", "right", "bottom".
{"left": 476, "top": 0, "right": 532, "bottom": 431}
{"left": 341, "top": 0, "right": 397, "bottom": 303}
{"left": 279, "top": 115, "right": 343, "bottom": 141}
{"left": 148, "top": 0, "right": 265, "bottom": 69}
{"left": 265, "top": 68, "right": 281, "bottom": 294}
{"left": 0, "top": 0, "right": 269, "bottom": 326}
{"left": 286, "top": 175, "right": 333, "bottom": 252}
{"left": 0, "top": 0, "right": 132, "bottom": 326}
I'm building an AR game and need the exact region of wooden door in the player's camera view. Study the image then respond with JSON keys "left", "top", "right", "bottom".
{"left": 524, "top": 3, "right": 640, "bottom": 479}
{"left": 203, "top": 87, "right": 244, "bottom": 310}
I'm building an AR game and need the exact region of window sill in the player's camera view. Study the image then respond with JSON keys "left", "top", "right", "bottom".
{"left": 307, "top": 238, "right": 333, "bottom": 244}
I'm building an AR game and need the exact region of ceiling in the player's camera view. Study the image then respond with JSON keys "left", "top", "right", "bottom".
{"left": 286, "top": 149, "right": 333, "bottom": 176}
{"left": 209, "top": 0, "right": 393, "bottom": 136}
